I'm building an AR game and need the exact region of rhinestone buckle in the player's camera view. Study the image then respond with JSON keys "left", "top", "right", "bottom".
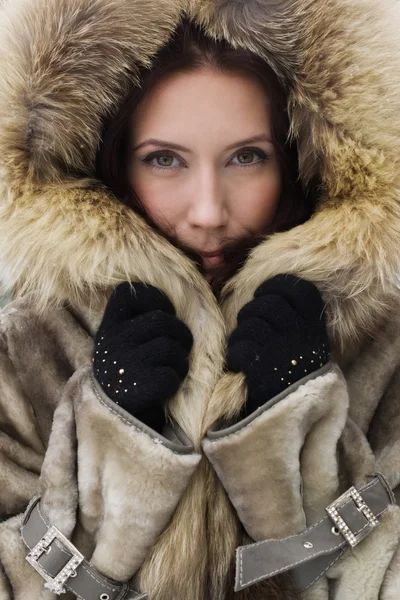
{"left": 326, "top": 486, "right": 379, "bottom": 547}
{"left": 26, "top": 526, "right": 84, "bottom": 595}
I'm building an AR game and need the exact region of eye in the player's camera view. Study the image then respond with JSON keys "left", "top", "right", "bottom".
{"left": 230, "top": 147, "right": 268, "bottom": 167}
{"left": 141, "top": 151, "right": 183, "bottom": 171}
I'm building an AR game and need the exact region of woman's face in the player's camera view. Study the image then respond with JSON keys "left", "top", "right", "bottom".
{"left": 129, "top": 68, "right": 282, "bottom": 277}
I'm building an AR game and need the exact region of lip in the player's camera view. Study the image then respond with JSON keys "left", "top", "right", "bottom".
{"left": 198, "top": 250, "right": 224, "bottom": 257}
{"left": 201, "top": 253, "right": 224, "bottom": 268}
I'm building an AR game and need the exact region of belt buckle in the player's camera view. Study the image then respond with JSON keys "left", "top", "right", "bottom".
{"left": 326, "top": 486, "right": 379, "bottom": 547}
{"left": 26, "top": 525, "right": 84, "bottom": 595}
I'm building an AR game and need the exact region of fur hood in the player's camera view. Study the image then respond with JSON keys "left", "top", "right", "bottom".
{"left": 1, "top": 3, "right": 400, "bottom": 599}
{"left": 0, "top": 0, "right": 399, "bottom": 355}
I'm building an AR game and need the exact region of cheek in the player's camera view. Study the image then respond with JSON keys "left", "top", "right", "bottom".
{"left": 231, "top": 172, "right": 282, "bottom": 232}
{"left": 129, "top": 169, "right": 184, "bottom": 228}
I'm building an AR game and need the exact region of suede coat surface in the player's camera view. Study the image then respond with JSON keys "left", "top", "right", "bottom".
{"left": 0, "top": 0, "right": 400, "bottom": 599}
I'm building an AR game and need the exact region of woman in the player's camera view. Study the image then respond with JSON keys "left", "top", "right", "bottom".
{"left": 0, "top": 1, "right": 399, "bottom": 600}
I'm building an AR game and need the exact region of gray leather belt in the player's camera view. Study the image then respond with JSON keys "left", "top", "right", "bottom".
{"left": 235, "top": 474, "right": 396, "bottom": 592}
{"left": 21, "top": 495, "right": 147, "bottom": 600}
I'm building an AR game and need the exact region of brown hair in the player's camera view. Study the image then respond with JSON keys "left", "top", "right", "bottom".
{"left": 96, "top": 18, "right": 319, "bottom": 297}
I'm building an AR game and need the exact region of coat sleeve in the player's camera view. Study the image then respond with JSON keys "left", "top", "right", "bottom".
{"left": 202, "top": 363, "right": 400, "bottom": 600}
{"left": 202, "top": 364, "right": 349, "bottom": 541}
{"left": 0, "top": 304, "right": 201, "bottom": 597}
{"left": 66, "top": 366, "right": 201, "bottom": 582}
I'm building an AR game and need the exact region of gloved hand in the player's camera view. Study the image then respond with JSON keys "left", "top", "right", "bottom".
{"left": 226, "top": 274, "right": 330, "bottom": 418}
{"left": 93, "top": 282, "right": 193, "bottom": 432}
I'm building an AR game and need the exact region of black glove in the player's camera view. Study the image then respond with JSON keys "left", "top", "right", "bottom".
{"left": 93, "top": 282, "right": 193, "bottom": 432}
{"left": 226, "top": 275, "right": 330, "bottom": 418}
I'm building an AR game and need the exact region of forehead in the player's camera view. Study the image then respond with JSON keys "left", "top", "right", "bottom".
{"left": 131, "top": 69, "right": 272, "bottom": 146}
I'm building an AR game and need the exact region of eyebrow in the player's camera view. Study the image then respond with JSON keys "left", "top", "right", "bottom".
{"left": 132, "top": 134, "right": 272, "bottom": 153}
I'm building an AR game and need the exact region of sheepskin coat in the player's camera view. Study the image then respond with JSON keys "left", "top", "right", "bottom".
{"left": 0, "top": 0, "right": 399, "bottom": 599}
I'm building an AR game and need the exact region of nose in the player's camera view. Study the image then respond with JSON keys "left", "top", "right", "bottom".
{"left": 187, "top": 166, "right": 229, "bottom": 230}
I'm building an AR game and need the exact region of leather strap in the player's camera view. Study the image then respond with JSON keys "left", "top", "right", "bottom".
{"left": 235, "top": 474, "right": 396, "bottom": 592}
{"left": 21, "top": 496, "right": 147, "bottom": 600}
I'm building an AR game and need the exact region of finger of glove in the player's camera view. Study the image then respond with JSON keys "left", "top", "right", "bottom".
{"left": 236, "top": 295, "right": 302, "bottom": 334}
{"left": 254, "top": 275, "right": 326, "bottom": 323}
{"left": 101, "top": 282, "right": 176, "bottom": 327}
{"left": 103, "top": 311, "right": 194, "bottom": 353}
{"left": 133, "top": 337, "right": 190, "bottom": 381}
{"left": 235, "top": 303, "right": 327, "bottom": 351}
{"left": 228, "top": 317, "right": 275, "bottom": 348}
{"left": 225, "top": 339, "right": 263, "bottom": 375}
